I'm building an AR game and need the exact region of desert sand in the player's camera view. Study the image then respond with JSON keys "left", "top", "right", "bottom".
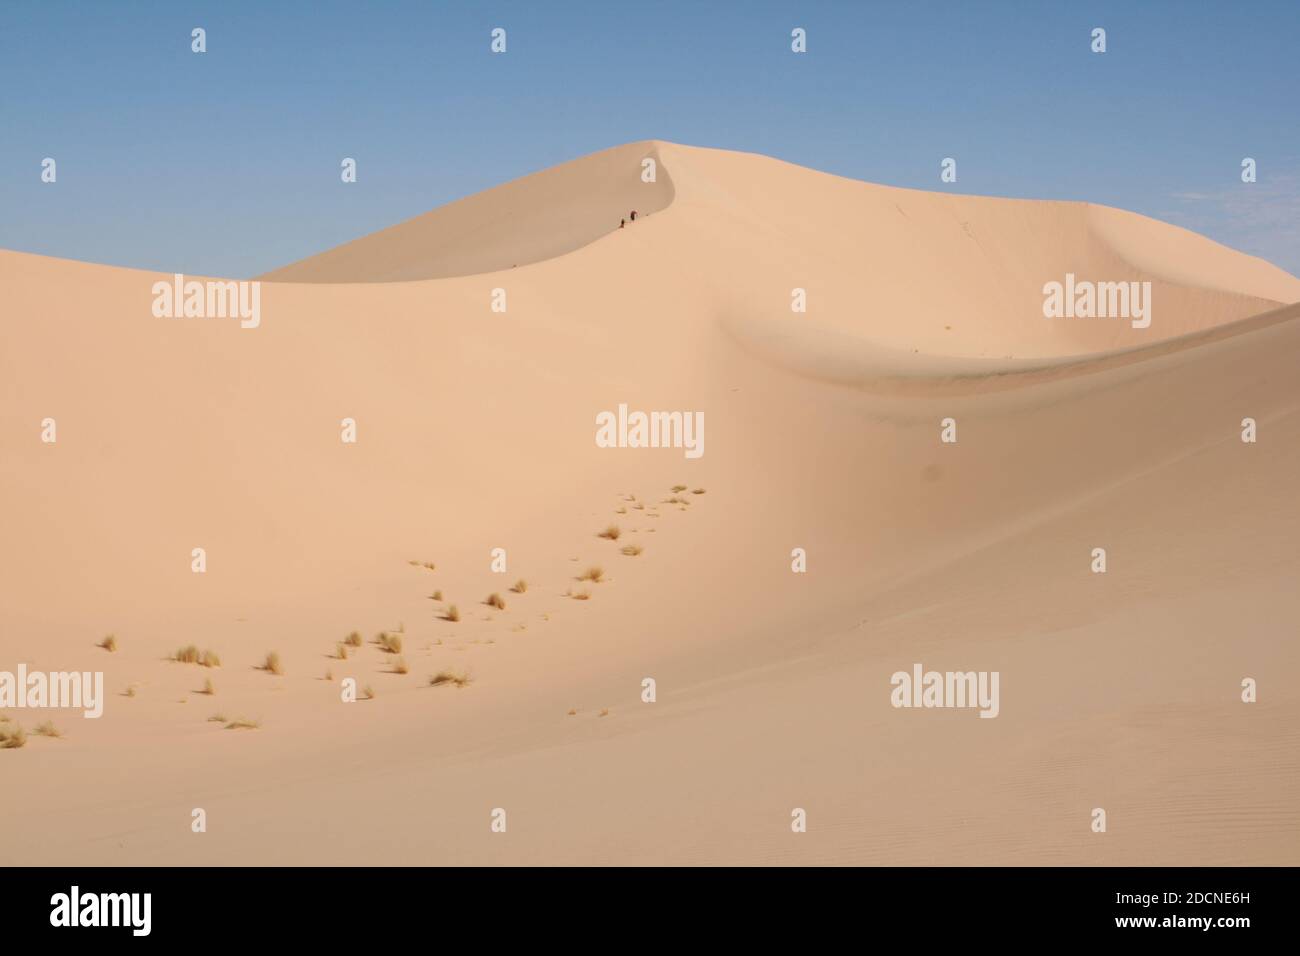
{"left": 1, "top": 140, "right": 1298, "bottom": 865}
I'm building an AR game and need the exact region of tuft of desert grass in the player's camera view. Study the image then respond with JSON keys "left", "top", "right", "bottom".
{"left": 263, "top": 651, "right": 283, "bottom": 675}
{"left": 692, "top": 488, "right": 706, "bottom": 495}
{"left": 392, "top": 657, "right": 410, "bottom": 675}
{"left": 511, "top": 579, "right": 527, "bottom": 594}
{"left": 632, "top": 501, "right": 645, "bottom": 510}
{"left": 199, "top": 649, "right": 221, "bottom": 668}
{"left": 598, "top": 524, "right": 621, "bottom": 541}
{"left": 485, "top": 592, "right": 506, "bottom": 610}
{"left": 199, "top": 678, "right": 215, "bottom": 696}
{"left": 324, "top": 668, "right": 333, "bottom": 681}
{"left": 615, "top": 506, "right": 627, "bottom": 514}
{"left": 567, "top": 708, "right": 578, "bottom": 716}
{"left": 336, "top": 643, "right": 349, "bottom": 660}
{"left": 99, "top": 634, "right": 118, "bottom": 652}
{"left": 422, "top": 562, "right": 436, "bottom": 570}
{"left": 174, "top": 645, "right": 200, "bottom": 664}
{"left": 429, "top": 670, "right": 471, "bottom": 688}
{"left": 207, "top": 713, "right": 227, "bottom": 723}
{"left": 345, "top": 631, "right": 363, "bottom": 647}
{"left": 430, "top": 589, "right": 443, "bottom": 601}
{"left": 598, "top": 708, "right": 610, "bottom": 718}
{"left": 378, "top": 632, "right": 403, "bottom": 654}
{"left": 671, "top": 484, "right": 687, "bottom": 493}
{"left": 124, "top": 685, "right": 137, "bottom": 698}
{"left": 225, "top": 718, "right": 260, "bottom": 731}
{"left": 569, "top": 589, "right": 591, "bottom": 601}
{"left": 621, "top": 544, "right": 643, "bottom": 556}
{"left": 0, "top": 722, "right": 27, "bottom": 749}
{"left": 34, "top": 720, "right": 62, "bottom": 738}
{"left": 445, "top": 605, "right": 460, "bottom": 622}
{"left": 579, "top": 566, "right": 605, "bottom": 583}
{"left": 363, "top": 685, "right": 375, "bottom": 700}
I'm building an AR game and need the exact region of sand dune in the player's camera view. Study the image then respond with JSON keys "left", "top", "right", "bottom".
{"left": 1, "top": 142, "right": 1297, "bottom": 865}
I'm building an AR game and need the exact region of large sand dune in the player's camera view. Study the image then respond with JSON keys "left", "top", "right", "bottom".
{"left": 1, "top": 142, "right": 1297, "bottom": 865}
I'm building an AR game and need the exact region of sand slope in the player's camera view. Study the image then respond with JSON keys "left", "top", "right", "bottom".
{"left": 1, "top": 142, "right": 1297, "bottom": 865}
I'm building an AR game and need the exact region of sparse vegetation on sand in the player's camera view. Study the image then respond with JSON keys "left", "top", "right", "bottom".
{"left": 34, "top": 720, "right": 62, "bottom": 737}
{"left": 445, "top": 605, "right": 460, "bottom": 622}
{"left": 262, "top": 652, "right": 283, "bottom": 675}
{"left": 207, "top": 714, "right": 227, "bottom": 723}
{"left": 671, "top": 484, "right": 687, "bottom": 493}
{"left": 598, "top": 524, "right": 622, "bottom": 541}
{"left": 392, "top": 657, "right": 410, "bottom": 675}
{"left": 363, "top": 685, "right": 375, "bottom": 700}
{"left": 511, "top": 579, "right": 527, "bottom": 594}
{"left": 200, "top": 678, "right": 215, "bottom": 696}
{"left": 225, "top": 718, "right": 260, "bottom": 731}
{"left": 378, "top": 632, "right": 403, "bottom": 654}
{"left": 579, "top": 566, "right": 605, "bottom": 583}
{"left": 598, "top": 708, "right": 610, "bottom": 718}
{"left": 99, "top": 634, "right": 117, "bottom": 652}
{"left": 0, "top": 721, "right": 27, "bottom": 749}
{"left": 324, "top": 668, "right": 333, "bottom": 681}
{"left": 336, "top": 643, "right": 349, "bottom": 660}
{"left": 430, "top": 589, "right": 443, "bottom": 601}
{"left": 485, "top": 592, "right": 506, "bottom": 610}
{"left": 568, "top": 589, "right": 592, "bottom": 601}
{"left": 621, "top": 544, "right": 643, "bottom": 556}
{"left": 345, "top": 631, "right": 363, "bottom": 647}
{"left": 567, "top": 708, "right": 577, "bottom": 716}
{"left": 124, "top": 685, "right": 137, "bottom": 698}
{"left": 175, "top": 646, "right": 221, "bottom": 667}
{"left": 692, "top": 488, "right": 706, "bottom": 495}
{"left": 429, "top": 670, "right": 471, "bottom": 688}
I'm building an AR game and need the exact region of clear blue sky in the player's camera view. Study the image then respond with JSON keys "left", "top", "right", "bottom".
{"left": 2, "top": 0, "right": 1297, "bottom": 278}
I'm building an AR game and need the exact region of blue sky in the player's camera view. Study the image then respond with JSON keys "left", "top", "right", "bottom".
{"left": 2, "top": 0, "right": 1297, "bottom": 278}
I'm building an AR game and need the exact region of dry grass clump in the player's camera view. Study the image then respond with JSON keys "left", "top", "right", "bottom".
{"left": 34, "top": 720, "right": 63, "bottom": 738}
{"left": 691, "top": 488, "right": 706, "bottom": 495}
{"left": 598, "top": 524, "right": 622, "bottom": 541}
{"left": 174, "top": 646, "right": 220, "bottom": 667}
{"left": 568, "top": 589, "right": 591, "bottom": 601}
{"left": 262, "top": 651, "right": 283, "bottom": 675}
{"left": 99, "top": 634, "right": 118, "bottom": 652}
{"left": 671, "top": 484, "right": 688, "bottom": 493}
{"left": 363, "top": 685, "right": 375, "bottom": 700}
{"left": 621, "top": 544, "right": 643, "bottom": 556}
{"left": 430, "top": 589, "right": 443, "bottom": 601}
{"left": 345, "top": 631, "right": 363, "bottom": 647}
{"left": 422, "top": 562, "right": 436, "bottom": 570}
{"left": 632, "top": 501, "right": 645, "bottom": 510}
{"left": 1, "top": 718, "right": 28, "bottom": 749}
{"left": 336, "top": 643, "right": 349, "bottom": 660}
{"left": 392, "top": 657, "right": 410, "bottom": 675}
{"left": 207, "top": 714, "right": 227, "bottom": 723}
{"left": 445, "top": 605, "right": 461, "bottom": 622}
{"left": 225, "top": 718, "right": 260, "bottom": 731}
{"left": 615, "top": 506, "right": 627, "bottom": 514}
{"left": 579, "top": 566, "right": 605, "bottom": 583}
{"left": 199, "top": 678, "right": 215, "bottom": 696}
{"left": 567, "top": 708, "right": 577, "bottom": 716}
{"left": 324, "top": 668, "right": 333, "bottom": 681}
{"left": 665, "top": 495, "right": 690, "bottom": 505}
{"left": 511, "top": 580, "right": 527, "bottom": 594}
{"left": 485, "top": 592, "right": 506, "bottom": 610}
{"left": 378, "top": 632, "right": 403, "bottom": 654}
{"left": 429, "top": 670, "right": 471, "bottom": 688}
{"left": 124, "top": 685, "right": 137, "bottom": 698}
{"left": 598, "top": 708, "right": 610, "bottom": 718}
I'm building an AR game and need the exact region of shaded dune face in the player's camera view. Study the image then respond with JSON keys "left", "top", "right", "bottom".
{"left": 261, "top": 140, "right": 675, "bottom": 283}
